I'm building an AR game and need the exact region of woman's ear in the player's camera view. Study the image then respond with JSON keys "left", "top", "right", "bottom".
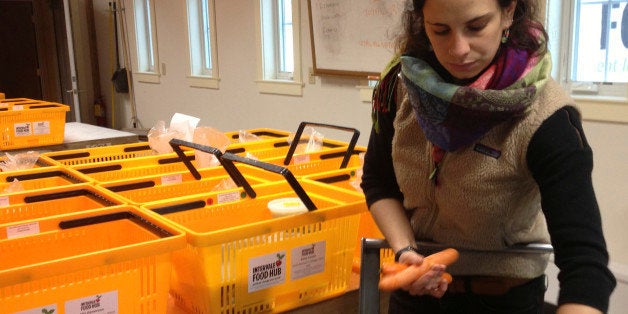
{"left": 504, "top": 0, "right": 517, "bottom": 28}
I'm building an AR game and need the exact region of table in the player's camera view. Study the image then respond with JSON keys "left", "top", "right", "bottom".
{"left": 6, "top": 122, "right": 140, "bottom": 153}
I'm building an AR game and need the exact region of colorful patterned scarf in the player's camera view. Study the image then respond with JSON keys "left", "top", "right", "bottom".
{"left": 397, "top": 47, "right": 551, "bottom": 152}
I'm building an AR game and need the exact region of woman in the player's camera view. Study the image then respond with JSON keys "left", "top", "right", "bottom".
{"left": 360, "top": 0, "right": 616, "bottom": 313}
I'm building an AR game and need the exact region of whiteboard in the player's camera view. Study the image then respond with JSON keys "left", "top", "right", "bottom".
{"left": 307, "top": 0, "right": 405, "bottom": 78}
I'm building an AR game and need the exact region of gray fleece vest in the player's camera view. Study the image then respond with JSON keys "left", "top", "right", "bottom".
{"left": 392, "top": 78, "right": 573, "bottom": 278}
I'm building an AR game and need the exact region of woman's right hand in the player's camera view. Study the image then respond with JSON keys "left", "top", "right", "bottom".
{"left": 369, "top": 198, "right": 451, "bottom": 297}
{"left": 397, "top": 251, "right": 450, "bottom": 297}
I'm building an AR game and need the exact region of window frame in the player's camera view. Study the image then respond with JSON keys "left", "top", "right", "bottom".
{"left": 545, "top": 0, "right": 628, "bottom": 123}
{"left": 185, "top": 0, "right": 219, "bottom": 89}
{"left": 255, "top": 0, "right": 303, "bottom": 96}
{"left": 132, "top": 0, "right": 160, "bottom": 83}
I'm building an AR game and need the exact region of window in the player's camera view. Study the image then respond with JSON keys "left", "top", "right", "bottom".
{"left": 186, "top": 0, "right": 219, "bottom": 88}
{"left": 547, "top": 0, "right": 627, "bottom": 99}
{"left": 572, "top": 0, "right": 627, "bottom": 83}
{"left": 256, "top": 0, "right": 303, "bottom": 96}
{"left": 276, "top": 0, "right": 294, "bottom": 79}
{"left": 133, "top": 0, "right": 160, "bottom": 83}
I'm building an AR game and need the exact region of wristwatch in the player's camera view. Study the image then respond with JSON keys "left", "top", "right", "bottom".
{"left": 394, "top": 245, "right": 420, "bottom": 262}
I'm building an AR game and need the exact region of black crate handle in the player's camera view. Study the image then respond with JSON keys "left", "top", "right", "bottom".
{"left": 284, "top": 121, "right": 360, "bottom": 169}
{"left": 23, "top": 188, "right": 117, "bottom": 206}
{"left": 221, "top": 152, "right": 317, "bottom": 211}
{"left": 168, "top": 138, "right": 256, "bottom": 198}
{"left": 59, "top": 211, "right": 174, "bottom": 238}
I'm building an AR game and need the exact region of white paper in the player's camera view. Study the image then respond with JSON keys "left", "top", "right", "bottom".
{"left": 65, "top": 290, "right": 118, "bottom": 314}
{"left": 248, "top": 251, "right": 287, "bottom": 292}
{"left": 169, "top": 113, "right": 200, "bottom": 142}
{"left": 7, "top": 222, "right": 40, "bottom": 239}
{"left": 290, "top": 241, "right": 326, "bottom": 280}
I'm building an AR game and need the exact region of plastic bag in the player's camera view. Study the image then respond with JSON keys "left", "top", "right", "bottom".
{"left": 0, "top": 151, "right": 40, "bottom": 172}
{"left": 193, "top": 127, "right": 231, "bottom": 168}
{"left": 3, "top": 179, "right": 24, "bottom": 193}
{"left": 238, "top": 130, "right": 261, "bottom": 143}
{"left": 147, "top": 120, "right": 183, "bottom": 154}
{"left": 349, "top": 152, "right": 366, "bottom": 193}
{"left": 147, "top": 113, "right": 201, "bottom": 154}
{"left": 211, "top": 177, "right": 237, "bottom": 191}
{"left": 287, "top": 127, "right": 324, "bottom": 154}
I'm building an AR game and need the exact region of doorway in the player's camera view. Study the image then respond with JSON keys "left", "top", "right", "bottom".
{"left": 0, "top": 0, "right": 101, "bottom": 125}
{"left": 0, "top": 1, "right": 43, "bottom": 100}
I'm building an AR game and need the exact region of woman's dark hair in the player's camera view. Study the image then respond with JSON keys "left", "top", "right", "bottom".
{"left": 396, "top": 0, "right": 548, "bottom": 58}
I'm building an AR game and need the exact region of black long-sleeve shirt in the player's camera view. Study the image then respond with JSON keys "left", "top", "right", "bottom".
{"left": 361, "top": 102, "right": 616, "bottom": 311}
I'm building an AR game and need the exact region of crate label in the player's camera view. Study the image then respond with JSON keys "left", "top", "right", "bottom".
{"left": 13, "top": 123, "right": 32, "bottom": 136}
{"left": 33, "top": 121, "right": 51, "bottom": 135}
{"left": 13, "top": 105, "right": 24, "bottom": 111}
{"left": 248, "top": 251, "right": 286, "bottom": 292}
{"left": 161, "top": 173, "right": 182, "bottom": 185}
{"left": 290, "top": 241, "right": 326, "bottom": 280}
{"left": 7, "top": 222, "right": 40, "bottom": 239}
{"left": 0, "top": 196, "right": 9, "bottom": 207}
{"left": 65, "top": 290, "right": 118, "bottom": 314}
{"left": 15, "top": 304, "right": 57, "bottom": 314}
{"left": 217, "top": 191, "right": 240, "bottom": 204}
{"left": 293, "top": 154, "right": 311, "bottom": 164}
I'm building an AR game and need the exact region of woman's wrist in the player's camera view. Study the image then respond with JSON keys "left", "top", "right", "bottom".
{"left": 394, "top": 245, "right": 420, "bottom": 262}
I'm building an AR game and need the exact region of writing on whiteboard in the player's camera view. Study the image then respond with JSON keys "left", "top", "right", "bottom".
{"left": 309, "top": 0, "right": 405, "bottom": 75}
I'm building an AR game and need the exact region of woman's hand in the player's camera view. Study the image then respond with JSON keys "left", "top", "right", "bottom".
{"left": 398, "top": 251, "right": 450, "bottom": 298}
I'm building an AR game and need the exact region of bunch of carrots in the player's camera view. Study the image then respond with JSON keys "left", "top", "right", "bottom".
{"left": 378, "top": 248, "right": 459, "bottom": 291}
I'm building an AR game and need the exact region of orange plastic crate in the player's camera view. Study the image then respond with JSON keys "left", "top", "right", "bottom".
{"left": 0, "top": 152, "right": 57, "bottom": 170}
{"left": 0, "top": 165, "right": 93, "bottom": 192}
{"left": 256, "top": 147, "right": 366, "bottom": 177}
{"left": 70, "top": 150, "right": 199, "bottom": 183}
{"left": 301, "top": 167, "right": 384, "bottom": 271}
{"left": 98, "top": 164, "right": 271, "bottom": 205}
{"left": 42, "top": 142, "right": 155, "bottom": 166}
{"left": 224, "top": 127, "right": 291, "bottom": 143}
{"left": 0, "top": 183, "right": 126, "bottom": 227}
{"left": 0, "top": 205, "right": 186, "bottom": 314}
{"left": 0, "top": 98, "right": 70, "bottom": 150}
{"left": 228, "top": 137, "right": 353, "bottom": 161}
{"left": 142, "top": 177, "right": 367, "bottom": 313}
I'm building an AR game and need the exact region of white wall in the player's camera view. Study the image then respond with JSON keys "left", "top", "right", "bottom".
{"left": 96, "top": 0, "right": 374, "bottom": 139}
{"left": 93, "top": 0, "right": 628, "bottom": 311}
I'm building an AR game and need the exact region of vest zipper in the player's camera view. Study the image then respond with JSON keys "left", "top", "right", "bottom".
{"left": 429, "top": 145, "right": 446, "bottom": 185}
{"left": 424, "top": 143, "right": 444, "bottom": 235}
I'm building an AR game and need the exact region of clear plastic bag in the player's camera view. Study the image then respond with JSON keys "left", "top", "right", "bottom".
{"left": 148, "top": 114, "right": 200, "bottom": 154}
{"left": 287, "top": 127, "right": 324, "bottom": 154}
{"left": 0, "top": 151, "right": 40, "bottom": 172}
{"left": 147, "top": 120, "right": 183, "bottom": 154}
{"left": 193, "top": 127, "right": 230, "bottom": 168}
{"left": 238, "top": 130, "right": 261, "bottom": 143}
{"left": 349, "top": 152, "right": 366, "bottom": 193}
{"left": 3, "top": 179, "right": 24, "bottom": 193}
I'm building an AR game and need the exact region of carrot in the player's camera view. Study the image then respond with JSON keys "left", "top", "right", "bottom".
{"left": 378, "top": 248, "right": 459, "bottom": 291}
{"left": 382, "top": 262, "right": 453, "bottom": 283}
{"left": 381, "top": 261, "right": 409, "bottom": 275}
{"left": 441, "top": 272, "right": 453, "bottom": 283}
{"left": 352, "top": 258, "right": 361, "bottom": 273}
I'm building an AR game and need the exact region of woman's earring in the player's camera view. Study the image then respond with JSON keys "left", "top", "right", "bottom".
{"left": 501, "top": 28, "right": 510, "bottom": 44}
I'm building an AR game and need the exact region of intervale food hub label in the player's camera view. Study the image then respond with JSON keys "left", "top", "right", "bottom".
{"left": 248, "top": 241, "right": 326, "bottom": 292}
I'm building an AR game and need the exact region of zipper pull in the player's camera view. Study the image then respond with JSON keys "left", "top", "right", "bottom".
{"left": 429, "top": 164, "right": 439, "bottom": 183}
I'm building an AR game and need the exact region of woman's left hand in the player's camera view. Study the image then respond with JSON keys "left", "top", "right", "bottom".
{"left": 403, "top": 263, "right": 449, "bottom": 297}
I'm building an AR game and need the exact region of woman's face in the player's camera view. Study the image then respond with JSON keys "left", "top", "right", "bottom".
{"left": 422, "top": 0, "right": 516, "bottom": 80}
